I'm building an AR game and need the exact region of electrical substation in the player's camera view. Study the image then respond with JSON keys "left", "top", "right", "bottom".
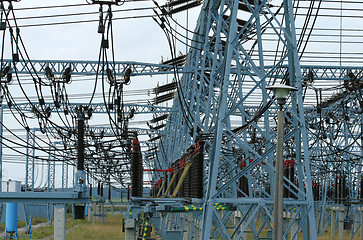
{"left": 0, "top": 0, "right": 362, "bottom": 239}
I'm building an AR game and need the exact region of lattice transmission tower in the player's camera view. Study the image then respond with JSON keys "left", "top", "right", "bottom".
{"left": 148, "top": 0, "right": 318, "bottom": 239}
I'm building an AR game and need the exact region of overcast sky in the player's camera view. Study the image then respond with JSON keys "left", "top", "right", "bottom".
{"left": 10, "top": 1, "right": 168, "bottom": 61}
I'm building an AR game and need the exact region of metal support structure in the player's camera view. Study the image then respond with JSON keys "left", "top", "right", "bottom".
{"left": 47, "top": 146, "right": 56, "bottom": 192}
{"left": 47, "top": 146, "right": 56, "bottom": 225}
{"left": 61, "top": 144, "right": 69, "bottom": 192}
{"left": 0, "top": 59, "right": 361, "bottom": 80}
{"left": 0, "top": 0, "right": 361, "bottom": 238}
{"left": 0, "top": 192, "right": 89, "bottom": 204}
{"left": 149, "top": 0, "right": 318, "bottom": 238}
{"left": 0, "top": 59, "right": 187, "bottom": 76}
{"left": 62, "top": 155, "right": 69, "bottom": 192}
{"left": 10, "top": 102, "right": 174, "bottom": 115}
{"left": 25, "top": 130, "right": 36, "bottom": 191}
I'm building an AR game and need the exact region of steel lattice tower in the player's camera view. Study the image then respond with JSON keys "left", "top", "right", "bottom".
{"left": 155, "top": 0, "right": 318, "bottom": 238}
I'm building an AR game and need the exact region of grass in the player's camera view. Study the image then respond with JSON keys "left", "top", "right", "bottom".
{"left": 316, "top": 226, "right": 361, "bottom": 240}
{"left": 0, "top": 217, "right": 47, "bottom": 233}
{"left": 24, "top": 225, "right": 53, "bottom": 239}
{"left": 1, "top": 207, "right": 127, "bottom": 240}
{"left": 1, "top": 217, "right": 48, "bottom": 239}
{"left": 13, "top": 215, "right": 83, "bottom": 240}
{"left": 66, "top": 214, "right": 124, "bottom": 240}
{"left": 15, "top": 214, "right": 124, "bottom": 240}
{"left": 0, "top": 219, "right": 31, "bottom": 232}
{"left": 24, "top": 218, "right": 84, "bottom": 239}
{"left": 32, "top": 217, "right": 48, "bottom": 225}
{"left": 7, "top": 213, "right": 361, "bottom": 240}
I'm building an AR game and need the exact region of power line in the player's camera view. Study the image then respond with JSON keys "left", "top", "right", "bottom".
{"left": 11, "top": 6, "right": 155, "bottom": 21}
{"left": 15, "top": 14, "right": 155, "bottom": 28}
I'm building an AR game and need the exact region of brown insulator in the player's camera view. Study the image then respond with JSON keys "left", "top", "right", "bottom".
{"left": 131, "top": 137, "right": 143, "bottom": 197}
{"left": 191, "top": 141, "right": 204, "bottom": 198}
{"left": 150, "top": 114, "right": 169, "bottom": 123}
{"left": 168, "top": 1, "right": 201, "bottom": 15}
{"left": 154, "top": 92, "right": 175, "bottom": 104}
{"left": 154, "top": 82, "right": 178, "bottom": 94}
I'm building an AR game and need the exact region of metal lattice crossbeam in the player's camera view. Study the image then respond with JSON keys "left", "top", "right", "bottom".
{"left": 0, "top": 59, "right": 189, "bottom": 76}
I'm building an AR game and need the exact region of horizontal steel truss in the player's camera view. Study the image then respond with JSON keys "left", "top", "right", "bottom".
{"left": 0, "top": 192, "right": 89, "bottom": 204}
{"left": 0, "top": 59, "right": 361, "bottom": 80}
{"left": 7, "top": 102, "right": 174, "bottom": 115}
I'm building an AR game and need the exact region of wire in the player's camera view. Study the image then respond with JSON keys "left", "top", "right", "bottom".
{"left": 11, "top": 6, "right": 155, "bottom": 21}
{"left": 16, "top": 14, "right": 155, "bottom": 28}
{"left": 13, "top": 1, "right": 151, "bottom": 11}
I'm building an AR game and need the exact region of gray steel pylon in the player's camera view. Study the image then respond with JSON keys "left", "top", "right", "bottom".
{"left": 157, "top": 0, "right": 318, "bottom": 239}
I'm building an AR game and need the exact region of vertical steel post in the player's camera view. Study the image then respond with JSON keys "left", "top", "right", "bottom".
{"left": 61, "top": 153, "right": 69, "bottom": 192}
{"left": 47, "top": 146, "right": 55, "bottom": 225}
{"left": 284, "top": 0, "right": 317, "bottom": 237}
{"left": 200, "top": 0, "right": 239, "bottom": 237}
{"left": 25, "top": 130, "right": 36, "bottom": 191}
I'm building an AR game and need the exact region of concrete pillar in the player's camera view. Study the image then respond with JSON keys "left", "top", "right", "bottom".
{"left": 173, "top": 213, "right": 178, "bottom": 230}
{"left": 234, "top": 211, "right": 247, "bottom": 239}
{"left": 338, "top": 210, "right": 344, "bottom": 240}
{"left": 233, "top": 212, "right": 241, "bottom": 240}
{"left": 194, "top": 219, "right": 201, "bottom": 239}
{"left": 54, "top": 205, "right": 66, "bottom": 240}
{"left": 160, "top": 213, "right": 164, "bottom": 232}
{"left": 125, "top": 218, "right": 137, "bottom": 240}
{"left": 92, "top": 204, "right": 96, "bottom": 224}
{"left": 87, "top": 204, "right": 91, "bottom": 222}
{"left": 331, "top": 210, "right": 336, "bottom": 240}
{"left": 361, "top": 210, "right": 363, "bottom": 240}
{"left": 183, "top": 214, "right": 190, "bottom": 240}
{"left": 101, "top": 204, "right": 105, "bottom": 224}
{"left": 180, "top": 213, "right": 184, "bottom": 232}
